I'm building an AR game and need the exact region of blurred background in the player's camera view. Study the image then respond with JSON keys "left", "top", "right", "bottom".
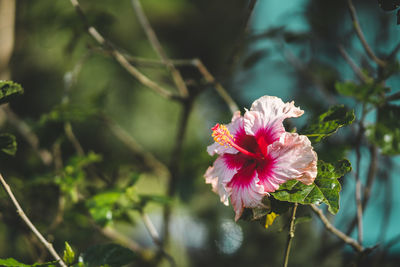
{"left": 0, "top": 0, "right": 399, "bottom": 266}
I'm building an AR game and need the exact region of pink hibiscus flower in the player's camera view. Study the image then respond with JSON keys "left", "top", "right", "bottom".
{"left": 204, "top": 96, "right": 318, "bottom": 220}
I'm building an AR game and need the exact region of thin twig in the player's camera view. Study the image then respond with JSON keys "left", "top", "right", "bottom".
{"left": 281, "top": 43, "right": 337, "bottom": 105}
{"left": 91, "top": 47, "right": 239, "bottom": 115}
{"left": 126, "top": 56, "right": 194, "bottom": 68}
{"left": 310, "top": 204, "right": 364, "bottom": 252}
{"left": 192, "top": 58, "right": 239, "bottom": 114}
{"left": 338, "top": 44, "right": 369, "bottom": 83}
{"left": 362, "top": 145, "right": 378, "bottom": 208}
{"left": 354, "top": 104, "right": 367, "bottom": 246}
{"left": 346, "top": 145, "right": 379, "bottom": 237}
{"left": 131, "top": 0, "right": 188, "bottom": 97}
{"left": 226, "top": 0, "right": 258, "bottom": 69}
{"left": 283, "top": 203, "right": 298, "bottom": 267}
{"left": 141, "top": 212, "right": 176, "bottom": 267}
{"left": 68, "top": 0, "right": 179, "bottom": 100}
{"left": 2, "top": 105, "right": 53, "bottom": 165}
{"left": 64, "top": 122, "right": 85, "bottom": 156}
{"left": 347, "top": 0, "right": 386, "bottom": 67}
{"left": 0, "top": 173, "right": 67, "bottom": 267}
{"left": 95, "top": 224, "right": 143, "bottom": 253}
{"left": 388, "top": 42, "right": 400, "bottom": 60}
{"left": 386, "top": 91, "right": 400, "bottom": 102}
{"left": 141, "top": 212, "right": 161, "bottom": 246}
{"left": 101, "top": 114, "right": 170, "bottom": 177}
{"left": 163, "top": 100, "right": 192, "bottom": 245}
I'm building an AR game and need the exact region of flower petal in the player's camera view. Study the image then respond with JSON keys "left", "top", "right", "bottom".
{"left": 244, "top": 96, "right": 303, "bottom": 136}
{"left": 250, "top": 96, "right": 304, "bottom": 120}
{"left": 266, "top": 132, "right": 318, "bottom": 187}
{"left": 227, "top": 162, "right": 265, "bottom": 221}
{"left": 207, "top": 111, "right": 243, "bottom": 156}
{"left": 204, "top": 157, "right": 236, "bottom": 206}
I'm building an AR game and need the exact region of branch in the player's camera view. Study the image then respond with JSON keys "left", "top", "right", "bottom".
{"left": 131, "top": 0, "right": 188, "bottom": 97}
{"left": 141, "top": 212, "right": 176, "bottom": 267}
{"left": 386, "top": 91, "right": 400, "bottom": 102}
{"left": 283, "top": 203, "right": 298, "bottom": 267}
{"left": 362, "top": 145, "right": 378, "bottom": 208}
{"left": 163, "top": 100, "right": 192, "bottom": 245}
{"left": 347, "top": 0, "right": 386, "bottom": 67}
{"left": 337, "top": 44, "right": 369, "bottom": 83}
{"left": 346, "top": 145, "right": 379, "bottom": 236}
{"left": 95, "top": 224, "right": 143, "bottom": 253}
{"left": 68, "top": 0, "right": 180, "bottom": 100}
{"left": 226, "top": 0, "right": 258, "bottom": 69}
{"left": 281, "top": 43, "right": 337, "bottom": 105}
{"left": 90, "top": 47, "right": 239, "bottom": 115}
{"left": 310, "top": 204, "right": 364, "bottom": 252}
{"left": 101, "top": 114, "right": 170, "bottom": 178}
{"left": 192, "top": 58, "right": 239, "bottom": 114}
{"left": 0, "top": 173, "right": 67, "bottom": 267}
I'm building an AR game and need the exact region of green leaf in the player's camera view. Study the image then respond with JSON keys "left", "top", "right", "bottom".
{"left": 335, "top": 81, "right": 389, "bottom": 104}
{"left": 63, "top": 242, "right": 75, "bottom": 265}
{"left": 366, "top": 104, "right": 400, "bottom": 155}
{"left": 86, "top": 191, "right": 122, "bottom": 226}
{"left": 55, "top": 152, "right": 102, "bottom": 203}
{"left": 0, "top": 80, "right": 24, "bottom": 105}
{"left": 0, "top": 133, "right": 17, "bottom": 155}
{"left": 81, "top": 244, "right": 137, "bottom": 267}
{"left": 0, "top": 258, "right": 57, "bottom": 267}
{"left": 271, "top": 159, "right": 351, "bottom": 214}
{"left": 302, "top": 105, "right": 355, "bottom": 143}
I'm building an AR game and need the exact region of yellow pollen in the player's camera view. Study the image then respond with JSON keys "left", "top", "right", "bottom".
{"left": 211, "top": 124, "right": 235, "bottom": 147}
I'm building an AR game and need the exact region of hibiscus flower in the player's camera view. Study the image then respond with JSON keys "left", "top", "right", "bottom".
{"left": 204, "top": 96, "right": 318, "bottom": 220}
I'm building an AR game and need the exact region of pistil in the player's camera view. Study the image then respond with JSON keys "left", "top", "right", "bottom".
{"left": 212, "top": 124, "right": 263, "bottom": 159}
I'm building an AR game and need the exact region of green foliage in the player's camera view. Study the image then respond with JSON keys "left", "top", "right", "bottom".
{"left": 0, "top": 80, "right": 22, "bottom": 156}
{"left": 86, "top": 191, "right": 123, "bottom": 226}
{"left": 63, "top": 242, "right": 76, "bottom": 266}
{"left": 86, "top": 173, "right": 170, "bottom": 226}
{"left": 271, "top": 159, "right": 351, "bottom": 214}
{"left": 335, "top": 81, "right": 389, "bottom": 104}
{"left": 81, "top": 244, "right": 137, "bottom": 267}
{"left": 40, "top": 104, "right": 97, "bottom": 125}
{"left": 367, "top": 104, "right": 400, "bottom": 155}
{"left": 55, "top": 152, "right": 102, "bottom": 203}
{"left": 0, "top": 80, "right": 24, "bottom": 105}
{"left": 0, "top": 258, "right": 57, "bottom": 267}
{"left": 302, "top": 105, "right": 355, "bottom": 143}
{"left": 0, "top": 133, "right": 17, "bottom": 155}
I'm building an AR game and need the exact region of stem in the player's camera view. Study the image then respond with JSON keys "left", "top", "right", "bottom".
{"left": 131, "top": 0, "right": 188, "bottom": 97}
{"left": 95, "top": 224, "right": 143, "bottom": 253}
{"left": 283, "top": 203, "right": 298, "bottom": 267}
{"left": 310, "top": 204, "right": 364, "bottom": 253}
{"left": 347, "top": 0, "right": 386, "bottom": 67}
{"left": 141, "top": 212, "right": 176, "bottom": 267}
{"left": 68, "top": 0, "right": 179, "bottom": 100}
{"left": 192, "top": 58, "right": 239, "bottom": 114}
{"left": 226, "top": 0, "right": 258, "bottom": 70}
{"left": 337, "top": 44, "right": 369, "bottom": 83}
{"left": 0, "top": 173, "right": 67, "bottom": 267}
{"left": 163, "top": 99, "right": 192, "bottom": 246}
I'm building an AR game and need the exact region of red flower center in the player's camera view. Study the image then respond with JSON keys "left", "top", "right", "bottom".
{"left": 212, "top": 124, "right": 265, "bottom": 160}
